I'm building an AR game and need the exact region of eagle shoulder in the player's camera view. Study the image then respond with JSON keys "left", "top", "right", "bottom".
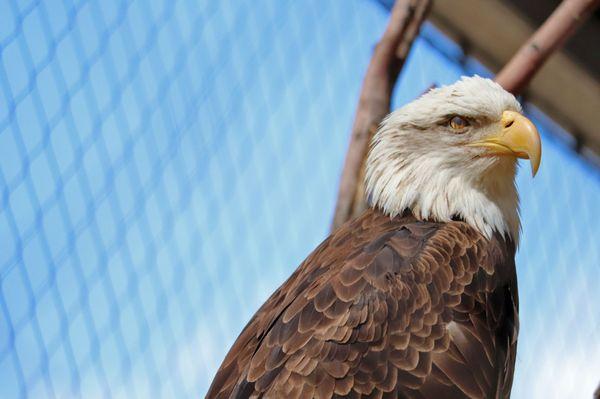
{"left": 207, "top": 209, "right": 518, "bottom": 399}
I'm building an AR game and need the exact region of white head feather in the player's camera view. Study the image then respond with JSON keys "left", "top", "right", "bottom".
{"left": 365, "top": 76, "right": 523, "bottom": 243}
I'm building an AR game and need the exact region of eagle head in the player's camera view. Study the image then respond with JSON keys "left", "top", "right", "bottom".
{"left": 365, "top": 76, "right": 542, "bottom": 243}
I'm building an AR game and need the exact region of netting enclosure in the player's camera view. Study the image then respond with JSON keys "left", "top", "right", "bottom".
{"left": 1, "top": 1, "right": 598, "bottom": 398}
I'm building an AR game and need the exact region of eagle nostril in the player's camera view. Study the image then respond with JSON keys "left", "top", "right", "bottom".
{"left": 505, "top": 120, "right": 514, "bottom": 128}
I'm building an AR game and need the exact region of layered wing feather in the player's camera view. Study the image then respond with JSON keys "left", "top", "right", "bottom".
{"left": 207, "top": 209, "right": 518, "bottom": 399}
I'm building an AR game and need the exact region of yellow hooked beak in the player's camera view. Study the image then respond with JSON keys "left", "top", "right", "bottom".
{"left": 468, "top": 110, "right": 541, "bottom": 176}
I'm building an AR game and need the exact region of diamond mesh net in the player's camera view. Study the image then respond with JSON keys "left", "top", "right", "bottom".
{"left": 1, "top": 1, "right": 598, "bottom": 398}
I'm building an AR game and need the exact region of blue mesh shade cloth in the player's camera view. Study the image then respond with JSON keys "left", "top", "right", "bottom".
{"left": 0, "top": 0, "right": 598, "bottom": 398}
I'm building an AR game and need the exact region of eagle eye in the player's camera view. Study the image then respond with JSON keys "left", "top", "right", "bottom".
{"left": 448, "top": 116, "right": 470, "bottom": 132}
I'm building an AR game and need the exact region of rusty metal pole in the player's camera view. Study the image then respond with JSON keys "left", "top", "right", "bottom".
{"left": 331, "top": 0, "right": 431, "bottom": 231}
{"left": 496, "top": 0, "right": 600, "bottom": 94}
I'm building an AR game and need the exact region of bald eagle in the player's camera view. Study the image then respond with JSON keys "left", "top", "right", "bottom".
{"left": 207, "top": 76, "right": 541, "bottom": 399}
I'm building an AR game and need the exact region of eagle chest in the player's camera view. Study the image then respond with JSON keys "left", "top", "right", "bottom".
{"left": 208, "top": 210, "right": 519, "bottom": 399}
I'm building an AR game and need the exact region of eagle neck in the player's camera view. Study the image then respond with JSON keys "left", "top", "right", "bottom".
{"left": 366, "top": 159, "right": 520, "bottom": 245}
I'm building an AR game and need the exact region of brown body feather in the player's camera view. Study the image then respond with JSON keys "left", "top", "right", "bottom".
{"left": 207, "top": 209, "right": 519, "bottom": 399}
